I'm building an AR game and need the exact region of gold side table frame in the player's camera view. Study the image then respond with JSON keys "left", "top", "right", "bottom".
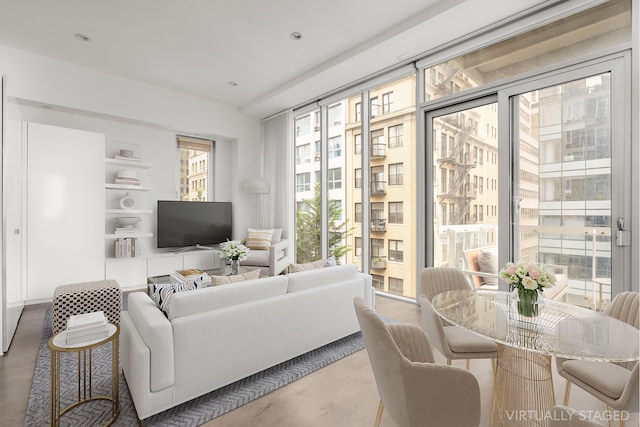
{"left": 48, "top": 323, "right": 120, "bottom": 427}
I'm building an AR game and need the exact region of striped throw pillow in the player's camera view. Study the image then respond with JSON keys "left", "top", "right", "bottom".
{"left": 211, "top": 268, "right": 261, "bottom": 285}
{"left": 245, "top": 228, "right": 273, "bottom": 250}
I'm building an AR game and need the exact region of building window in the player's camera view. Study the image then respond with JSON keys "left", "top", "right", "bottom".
{"left": 371, "top": 97, "right": 379, "bottom": 117}
{"left": 355, "top": 102, "right": 361, "bottom": 122}
{"left": 388, "top": 202, "right": 403, "bottom": 224}
{"left": 388, "top": 124, "right": 403, "bottom": 148}
{"left": 296, "top": 114, "right": 310, "bottom": 137}
{"left": 371, "top": 202, "right": 384, "bottom": 220}
{"left": 178, "top": 135, "right": 213, "bottom": 201}
{"left": 389, "top": 277, "right": 403, "bottom": 295}
{"left": 296, "top": 173, "right": 310, "bottom": 192}
{"left": 328, "top": 103, "right": 342, "bottom": 126}
{"left": 371, "top": 238, "right": 384, "bottom": 257}
{"left": 389, "top": 163, "right": 403, "bottom": 186}
{"left": 354, "top": 237, "right": 362, "bottom": 257}
{"left": 328, "top": 136, "right": 342, "bottom": 159}
{"left": 388, "top": 240, "right": 403, "bottom": 262}
{"left": 372, "top": 274, "right": 384, "bottom": 291}
{"left": 355, "top": 203, "right": 362, "bottom": 222}
{"left": 382, "top": 92, "right": 393, "bottom": 114}
{"left": 354, "top": 168, "right": 362, "bottom": 188}
{"left": 328, "top": 167, "right": 342, "bottom": 190}
{"left": 296, "top": 144, "right": 311, "bottom": 165}
{"left": 354, "top": 134, "right": 362, "bottom": 154}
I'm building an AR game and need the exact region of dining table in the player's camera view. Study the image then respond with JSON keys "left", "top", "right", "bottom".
{"left": 431, "top": 289, "right": 639, "bottom": 427}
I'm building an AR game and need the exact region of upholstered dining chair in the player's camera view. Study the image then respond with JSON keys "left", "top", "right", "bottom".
{"left": 419, "top": 267, "right": 497, "bottom": 369}
{"left": 548, "top": 405, "right": 604, "bottom": 427}
{"left": 556, "top": 291, "right": 639, "bottom": 427}
{"left": 353, "top": 297, "right": 481, "bottom": 427}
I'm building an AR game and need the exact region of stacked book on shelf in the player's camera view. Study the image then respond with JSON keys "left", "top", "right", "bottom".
{"left": 170, "top": 268, "right": 212, "bottom": 287}
{"left": 114, "top": 154, "right": 141, "bottom": 162}
{"left": 115, "top": 237, "right": 137, "bottom": 258}
{"left": 65, "top": 311, "right": 109, "bottom": 345}
{"left": 114, "top": 169, "right": 141, "bottom": 186}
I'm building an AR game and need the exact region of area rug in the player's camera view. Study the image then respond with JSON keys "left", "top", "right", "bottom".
{"left": 25, "top": 307, "right": 383, "bottom": 426}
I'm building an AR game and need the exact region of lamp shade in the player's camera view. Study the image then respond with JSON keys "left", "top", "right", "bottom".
{"left": 244, "top": 176, "right": 271, "bottom": 195}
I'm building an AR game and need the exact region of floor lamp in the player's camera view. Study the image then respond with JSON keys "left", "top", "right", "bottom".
{"left": 244, "top": 177, "right": 271, "bottom": 229}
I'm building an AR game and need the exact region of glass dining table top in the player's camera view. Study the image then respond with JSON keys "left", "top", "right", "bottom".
{"left": 431, "top": 290, "right": 639, "bottom": 362}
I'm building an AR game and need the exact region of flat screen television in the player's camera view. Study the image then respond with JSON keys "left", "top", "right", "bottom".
{"left": 157, "top": 200, "right": 232, "bottom": 249}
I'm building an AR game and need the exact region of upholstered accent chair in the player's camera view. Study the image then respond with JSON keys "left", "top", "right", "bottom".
{"left": 240, "top": 228, "right": 290, "bottom": 276}
{"left": 353, "top": 297, "right": 481, "bottom": 427}
{"left": 419, "top": 267, "right": 497, "bottom": 369}
{"left": 549, "top": 406, "right": 604, "bottom": 427}
{"left": 556, "top": 292, "right": 639, "bottom": 427}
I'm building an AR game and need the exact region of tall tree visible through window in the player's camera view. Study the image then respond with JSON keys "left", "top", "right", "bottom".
{"left": 178, "top": 135, "right": 213, "bottom": 201}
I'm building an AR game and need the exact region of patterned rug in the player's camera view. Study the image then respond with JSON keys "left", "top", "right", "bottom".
{"left": 25, "top": 307, "right": 376, "bottom": 426}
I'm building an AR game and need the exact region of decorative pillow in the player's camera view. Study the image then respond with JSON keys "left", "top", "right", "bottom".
{"left": 210, "top": 268, "right": 261, "bottom": 286}
{"left": 271, "top": 228, "right": 283, "bottom": 243}
{"left": 149, "top": 281, "right": 200, "bottom": 316}
{"left": 323, "top": 255, "right": 337, "bottom": 268}
{"left": 246, "top": 228, "right": 273, "bottom": 250}
{"left": 477, "top": 248, "right": 499, "bottom": 286}
{"left": 288, "top": 259, "right": 326, "bottom": 273}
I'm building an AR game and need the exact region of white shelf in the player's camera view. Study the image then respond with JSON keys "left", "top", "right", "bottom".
{"left": 105, "top": 209, "right": 153, "bottom": 214}
{"left": 105, "top": 232, "right": 153, "bottom": 239}
{"left": 105, "top": 158, "right": 152, "bottom": 168}
{"left": 105, "top": 183, "right": 152, "bottom": 191}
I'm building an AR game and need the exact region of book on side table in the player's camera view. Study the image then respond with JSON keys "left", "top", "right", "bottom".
{"left": 170, "top": 268, "right": 213, "bottom": 287}
{"left": 65, "top": 311, "right": 109, "bottom": 345}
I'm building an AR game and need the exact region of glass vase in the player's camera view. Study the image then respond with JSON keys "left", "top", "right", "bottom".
{"left": 511, "top": 287, "right": 542, "bottom": 318}
{"left": 231, "top": 259, "right": 239, "bottom": 275}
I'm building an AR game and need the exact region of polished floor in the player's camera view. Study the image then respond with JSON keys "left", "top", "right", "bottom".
{"left": 0, "top": 295, "right": 630, "bottom": 427}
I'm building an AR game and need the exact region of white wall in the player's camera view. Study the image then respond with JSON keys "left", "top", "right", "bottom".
{"left": 0, "top": 45, "right": 263, "bottom": 246}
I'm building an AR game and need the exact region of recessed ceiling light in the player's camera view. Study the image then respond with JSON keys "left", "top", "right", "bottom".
{"left": 290, "top": 32, "right": 302, "bottom": 40}
{"left": 74, "top": 33, "right": 91, "bottom": 42}
{"left": 228, "top": 81, "right": 238, "bottom": 87}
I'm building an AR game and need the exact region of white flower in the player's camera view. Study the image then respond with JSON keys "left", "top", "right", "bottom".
{"left": 522, "top": 276, "right": 538, "bottom": 290}
{"left": 220, "top": 240, "right": 250, "bottom": 262}
{"left": 498, "top": 261, "right": 558, "bottom": 292}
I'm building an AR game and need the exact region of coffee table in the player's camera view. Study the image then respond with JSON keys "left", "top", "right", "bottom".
{"left": 147, "top": 266, "right": 259, "bottom": 286}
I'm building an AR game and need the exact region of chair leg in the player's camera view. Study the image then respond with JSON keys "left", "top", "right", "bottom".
{"left": 465, "top": 359, "right": 470, "bottom": 370}
{"left": 374, "top": 400, "right": 384, "bottom": 427}
{"left": 447, "top": 359, "right": 452, "bottom": 366}
{"left": 491, "top": 359, "right": 496, "bottom": 376}
{"left": 562, "top": 380, "right": 571, "bottom": 405}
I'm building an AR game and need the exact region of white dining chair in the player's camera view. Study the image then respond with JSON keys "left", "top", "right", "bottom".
{"left": 556, "top": 292, "right": 639, "bottom": 427}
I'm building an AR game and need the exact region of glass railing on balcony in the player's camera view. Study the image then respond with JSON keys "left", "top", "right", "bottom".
{"left": 371, "top": 142, "right": 386, "bottom": 158}
{"left": 371, "top": 218, "right": 386, "bottom": 232}
{"left": 371, "top": 256, "right": 387, "bottom": 269}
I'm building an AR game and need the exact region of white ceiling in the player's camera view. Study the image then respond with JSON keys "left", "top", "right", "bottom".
{"left": 0, "top": 0, "right": 551, "bottom": 118}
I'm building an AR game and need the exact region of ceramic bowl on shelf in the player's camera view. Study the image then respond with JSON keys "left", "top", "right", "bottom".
{"left": 114, "top": 217, "right": 141, "bottom": 228}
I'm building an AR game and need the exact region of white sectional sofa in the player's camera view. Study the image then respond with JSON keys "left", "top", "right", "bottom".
{"left": 120, "top": 264, "right": 374, "bottom": 421}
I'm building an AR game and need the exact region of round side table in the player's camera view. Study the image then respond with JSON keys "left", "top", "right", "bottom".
{"left": 48, "top": 323, "right": 120, "bottom": 427}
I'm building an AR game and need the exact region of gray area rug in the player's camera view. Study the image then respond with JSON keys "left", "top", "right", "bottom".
{"left": 25, "top": 306, "right": 378, "bottom": 426}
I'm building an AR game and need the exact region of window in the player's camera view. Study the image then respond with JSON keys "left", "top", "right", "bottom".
{"left": 371, "top": 97, "right": 379, "bottom": 117}
{"left": 178, "top": 135, "right": 213, "bottom": 201}
{"left": 296, "top": 114, "right": 310, "bottom": 137}
{"left": 355, "top": 102, "right": 362, "bottom": 122}
{"left": 328, "top": 136, "right": 342, "bottom": 159}
{"left": 372, "top": 274, "right": 384, "bottom": 291}
{"left": 354, "top": 168, "right": 362, "bottom": 188}
{"left": 296, "top": 144, "right": 311, "bottom": 165}
{"left": 371, "top": 238, "right": 384, "bottom": 257}
{"left": 354, "top": 134, "right": 362, "bottom": 154}
{"left": 388, "top": 240, "right": 403, "bottom": 262}
{"left": 328, "top": 167, "right": 342, "bottom": 190}
{"left": 328, "top": 103, "right": 342, "bottom": 126}
{"left": 389, "top": 277, "right": 403, "bottom": 295}
{"left": 371, "top": 202, "right": 384, "bottom": 220}
{"left": 388, "top": 124, "right": 403, "bottom": 148}
{"left": 389, "top": 163, "right": 403, "bottom": 185}
{"left": 354, "top": 203, "right": 362, "bottom": 222}
{"left": 296, "top": 173, "right": 311, "bottom": 192}
{"left": 382, "top": 92, "right": 393, "bottom": 114}
{"left": 371, "top": 129, "right": 385, "bottom": 157}
{"left": 389, "top": 202, "right": 403, "bottom": 224}
{"left": 354, "top": 237, "right": 362, "bottom": 257}
{"left": 314, "top": 140, "right": 321, "bottom": 161}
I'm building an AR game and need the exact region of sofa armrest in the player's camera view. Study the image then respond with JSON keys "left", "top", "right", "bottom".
{"left": 269, "top": 239, "right": 290, "bottom": 276}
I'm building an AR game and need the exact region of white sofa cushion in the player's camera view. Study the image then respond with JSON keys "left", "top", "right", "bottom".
{"left": 286, "top": 263, "right": 358, "bottom": 293}
{"left": 127, "top": 292, "right": 175, "bottom": 392}
{"left": 167, "top": 275, "right": 288, "bottom": 320}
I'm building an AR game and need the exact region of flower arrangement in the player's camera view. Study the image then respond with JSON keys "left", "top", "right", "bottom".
{"left": 220, "top": 240, "right": 250, "bottom": 262}
{"left": 499, "top": 262, "right": 557, "bottom": 317}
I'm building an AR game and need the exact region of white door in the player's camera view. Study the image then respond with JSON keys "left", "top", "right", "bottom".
{"left": 27, "top": 123, "right": 105, "bottom": 301}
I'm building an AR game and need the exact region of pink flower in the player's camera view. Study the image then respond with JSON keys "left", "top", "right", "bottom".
{"left": 507, "top": 265, "right": 517, "bottom": 275}
{"left": 529, "top": 269, "right": 540, "bottom": 280}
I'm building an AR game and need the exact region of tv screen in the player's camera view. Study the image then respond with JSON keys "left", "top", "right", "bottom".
{"left": 157, "top": 201, "right": 232, "bottom": 249}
